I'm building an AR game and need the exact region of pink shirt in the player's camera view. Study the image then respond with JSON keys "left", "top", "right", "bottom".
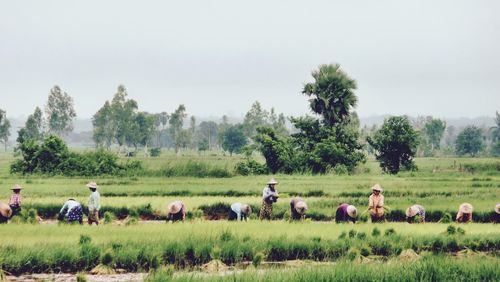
{"left": 9, "top": 193, "right": 21, "bottom": 207}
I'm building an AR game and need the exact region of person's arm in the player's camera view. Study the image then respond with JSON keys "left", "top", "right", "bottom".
{"left": 181, "top": 205, "right": 186, "bottom": 220}
{"left": 377, "top": 196, "right": 384, "bottom": 208}
{"left": 95, "top": 193, "right": 101, "bottom": 210}
{"left": 59, "top": 203, "right": 68, "bottom": 217}
{"left": 368, "top": 196, "right": 374, "bottom": 210}
{"left": 456, "top": 211, "right": 462, "bottom": 221}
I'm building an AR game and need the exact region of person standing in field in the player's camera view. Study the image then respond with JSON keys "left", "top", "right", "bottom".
{"left": 9, "top": 184, "right": 22, "bottom": 217}
{"left": 335, "top": 203, "right": 358, "bottom": 223}
{"left": 368, "top": 184, "right": 385, "bottom": 223}
{"left": 59, "top": 198, "right": 84, "bottom": 224}
{"left": 406, "top": 204, "right": 425, "bottom": 223}
{"left": 290, "top": 197, "right": 308, "bottom": 220}
{"left": 229, "top": 202, "right": 252, "bottom": 221}
{"left": 87, "top": 182, "right": 100, "bottom": 225}
{"left": 456, "top": 203, "right": 473, "bottom": 223}
{"left": 259, "top": 178, "right": 279, "bottom": 220}
{"left": 494, "top": 204, "right": 500, "bottom": 224}
{"left": 167, "top": 201, "right": 186, "bottom": 222}
{"left": 0, "top": 202, "right": 12, "bottom": 224}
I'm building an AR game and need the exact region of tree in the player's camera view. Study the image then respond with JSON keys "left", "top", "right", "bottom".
{"left": 490, "top": 111, "right": 500, "bottom": 156}
{"left": 222, "top": 124, "right": 248, "bottom": 156}
{"left": 423, "top": 118, "right": 446, "bottom": 150}
{"left": 455, "top": 126, "right": 484, "bottom": 156}
{"left": 19, "top": 107, "right": 44, "bottom": 143}
{"left": 127, "top": 112, "right": 156, "bottom": 154}
{"left": 0, "top": 109, "right": 11, "bottom": 151}
{"left": 45, "top": 85, "right": 77, "bottom": 136}
{"left": 367, "top": 116, "right": 420, "bottom": 174}
{"left": 169, "top": 105, "right": 187, "bottom": 153}
{"left": 111, "top": 86, "right": 138, "bottom": 149}
{"left": 92, "top": 101, "right": 114, "bottom": 149}
{"left": 198, "top": 121, "right": 218, "bottom": 150}
{"left": 242, "top": 101, "right": 269, "bottom": 138}
{"left": 302, "top": 64, "right": 357, "bottom": 126}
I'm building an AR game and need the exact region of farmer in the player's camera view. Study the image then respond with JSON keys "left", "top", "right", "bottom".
{"left": 259, "top": 178, "right": 279, "bottom": 220}
{"left": 59, "top": 198, "right": 84, "bottom": 224}
{"left": 290, "top": 197, "right": 308, "bottom": 220}
{"left": 406, "top": 204, "right": 425, "bottom": 223}
{"left": 87, "top": 181, "right": 100, "bottom": 225}
{"left": 0, "top": 202, "right": 12, "bottom": 224}
{"left": 335, "top": 203, "right": 357, "bottom": 223}
{"left": 229, "top": 202, "right": 252, "bottom": 221}
{"left": 495, "top": 204, "right": 500, "bottom": 224}
{"left": 9, "top": 184, "right": 22, "bottom": 216}
{"left": 368, "top": 184, "right": 385, "bottom": 223}
{"left": 167, "top": 201, "right": 185, "bottom": 222}
{"left": 456, "top": 203, "right": 473, "bottom": 223}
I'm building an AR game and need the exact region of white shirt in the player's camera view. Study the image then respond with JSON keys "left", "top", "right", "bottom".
{"left": 88, "top": 191, "right": 101, "bottom": 211}
{"left": 60, "top": 200, "right": 81, "bottom": 216}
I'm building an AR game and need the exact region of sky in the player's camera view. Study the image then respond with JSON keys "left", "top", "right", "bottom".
{"left": 1, "top": 0, "right": 499, "bottom": 120}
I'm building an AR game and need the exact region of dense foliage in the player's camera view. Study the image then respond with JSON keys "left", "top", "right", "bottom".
{"left": 368, "top": 116, "right": 420, "bottom": 174}
{"left": 11, "top": 135, "right": 141, "bottom": 176}
{"left": 253, "top": 64, "right": 365, "bottom": 174}
{"left": 455, "top": 126, "right": 485, "bottom": 156}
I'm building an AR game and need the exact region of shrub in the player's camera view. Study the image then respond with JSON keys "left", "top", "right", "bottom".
{"left": 372, "top": 227, "right": 381, "bottom": 237}
{"left": 234, "top": 160, "right": 269, "bottom": 175}
{"left": 149, "top": 148, "right": 161, "bottom": 157}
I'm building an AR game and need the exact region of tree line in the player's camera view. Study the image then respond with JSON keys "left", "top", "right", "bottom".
{"left": 2, "top": 63, "right": 499, "bottom": 175}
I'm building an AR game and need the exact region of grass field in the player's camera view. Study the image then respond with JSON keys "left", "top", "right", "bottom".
{"left": 0, "top": 150, "right": 499, "bottom": 279}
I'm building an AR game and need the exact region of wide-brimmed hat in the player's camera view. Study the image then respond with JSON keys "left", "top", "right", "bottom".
{"left": 267, "top": 178, "right": 279, "bottom": 185}
{"left": 241, "top": 204, "right": 252, "bottom": 215}
{"left": 295, "top": 201, "right": 308, "bottom": 214}
{"left": 495, "top": 203, "right": 500, "bottom": 214}
{"left": 11, "top": 184, "right": 22, "bottom": 190}
{"left": 86, "top": 182, "right": 98, "bottom": 189}
{"left": 406, "top": 205, "right": 419, "bottom": 217}
{"left": 371, "top": 184, "right": 382, "bottom": 192}
{"left": 459, "top": 203, "right": 473, "bottom": 214}
{"left": 0, "top": 202, "right": 13, "bottom": 218}
{"left": 347, "top": 205, "right": 358, "bottom": 218}
{"left": 168, "top": 201, "right": 183, "bottom": 214}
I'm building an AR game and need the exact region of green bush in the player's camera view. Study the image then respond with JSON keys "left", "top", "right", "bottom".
{"left": 234, "top": 159, "right": 269, "bottom": 175}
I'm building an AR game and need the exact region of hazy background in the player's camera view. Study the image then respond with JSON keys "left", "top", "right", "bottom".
{"left": 1, "top": 0, "right": 499, "bottom": 121}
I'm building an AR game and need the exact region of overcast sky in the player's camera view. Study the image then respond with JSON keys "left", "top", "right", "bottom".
{"left": 1, "top": 0, "right": 499, "bottom": 120}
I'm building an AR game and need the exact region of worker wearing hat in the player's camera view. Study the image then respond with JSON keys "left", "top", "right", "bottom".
{"left": 59, "top": 198, "right": 84, "bottom": 224}
{"left": 87, "top": 182, "right": 101, "bottom": 225}
{"left": 0, "top": 202, "right": 12, "bottom": 224}
{"left": 368, "top": 184, "right": 385, "bottom": 223}
{"left": 336, "top": 203, "right": 358, "bottom": 223}
{"left": 167, "top": 201, "right": 186, "bottom": 222}
{"left": 494, "top": 204, "right": 500, "bottom": 224}
{"left": 259, "top": 178, "right": 279, "bottom": 220}
{"left": 9, "top": 184, "right": 22, "bottom": 216}
{"left": 456, "top": 203, "right": 473, "bottom": 223}
{"left": 290, "top": 197, "right": 308, "bottom": 220}
{"left": 229, "top": 202, "right": 252, "bottom": 221}
{"left": 406, "top": 204, "right": 425, "bottom": 223}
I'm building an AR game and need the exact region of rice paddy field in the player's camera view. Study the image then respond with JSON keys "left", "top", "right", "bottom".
{"left": 0, "top": 151, "right": 499, "bottom": 281}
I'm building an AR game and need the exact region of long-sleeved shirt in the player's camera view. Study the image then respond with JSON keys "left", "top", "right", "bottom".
{"left": 262, "top": 186, "right": 278, "bottom": 202}
{"left": 88, "top": 191, "right": 101, "bottom": 211}
{"left": 368, "top": 194, "right": 384, "bottom": 216}
{"left": 336, "top": 203, "right": 355, "bottom": 223}
{"left": 407, "top": 204, "right": 425, "bottom": 222}
{"left": 9, "top": 193, "right": 21, "bottom": 207}
{"left": 231, "top": 203, "right": 245, "bottom": 221}
{"left": 60, "top": 200, "right": 81, "bottom": 217}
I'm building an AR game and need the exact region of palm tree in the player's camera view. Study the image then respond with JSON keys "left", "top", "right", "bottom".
{"left": 302, "top": 64, "right": 358, "bottom": 126}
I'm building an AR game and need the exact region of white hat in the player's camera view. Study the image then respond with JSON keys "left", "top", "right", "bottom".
{"left": 371, "top": 184, "right": 382, "bottom": 192}
{"left": 347, "top": 205, "right": 357, "bottom": 218}
{"left": 241, "top": 204, "right": 252, "bottom": 215}
{"left": 168, "top": 201, "right": 183, "bottom": 214}
{"left": 0, "top": 202, "right": 12, "bottom": 218}
{"left": 86, "top": 182, "right": 98, "bottom": 189}
{"left": 11, "top": 184, "right": 22, "bottom": 190}
{"left": 406, "top": 205, "right": 419, "bottom": 217}
{"left": 295, "top": 201, "right": 308, "bottom": 215}
{"left": 267, "top": 178, "right": 279, "bottom": 185}
{"left": 459, "top": 203, "right": 473, "bottom": 214}
{"left": 495, "top": 203, "right": 500, "bottom": 214}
